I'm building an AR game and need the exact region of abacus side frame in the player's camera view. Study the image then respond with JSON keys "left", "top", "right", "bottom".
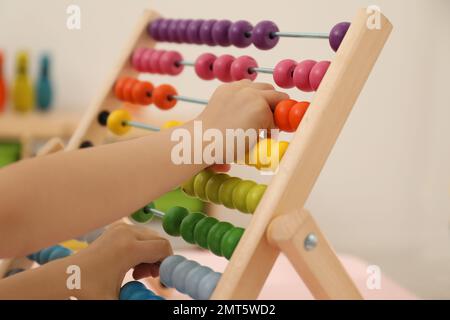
{"left": 211, "top": 8, "right": 392, "bottom": 299}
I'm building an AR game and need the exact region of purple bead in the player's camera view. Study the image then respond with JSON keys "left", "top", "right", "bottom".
{"left": 177, "top": 19, "right": 193, "bottom": 43}
{"left": 199, "top": 20, "right": 217, "bottom": 46}
{"left": 167, "top": 20, "right": 181, "bottom": 43}
{"left": 329, "top": 22, "right": 350, "bottom": 52}
{"left": 148, "top": 18, "right": 163, "bottom": 41}
{"left": 187, "top": 20, "right": 205, "bottom": 45}
{"left": 228, "top": 20, "right": 253, "bottom": 48}
{"left": 212, "top": 20, "right": 232, "bottom": 46}
{"left": 252, "top": 20, "right": 279, "bottom": 50}
{"left": 158, "top": 19, "right": 173, "bottom": 42}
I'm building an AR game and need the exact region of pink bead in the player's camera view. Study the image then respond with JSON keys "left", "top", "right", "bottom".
{"left": 309, "top": 60, "right": 330, "bottom": 91}
{"left": 212, "top": 54, "right": 235, "bottom": 82}
{"left": 292, "top": 60, "right": 316, "bottom": 92}
{"left": 149, "top": 50, "right": 166, "bottom": 74}
{"left": 273, "top": 59, "right": 297, "bottom": 89}
{"left": 194, "top": 53, "right": 217, "bottom": 80}
{"left": 131, "top": 48, "right": 146, "bottom": 71}
{"left": 159, "top": 50, "right": 184, "bottom": 75}
{"left": 141, "top": 49, "right": 154, "bottom": 72}
{"left": 230, "top": 55, "right": 257, "bottom": 81}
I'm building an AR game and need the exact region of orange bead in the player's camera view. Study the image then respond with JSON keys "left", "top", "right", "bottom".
{"left": 288, "top": 101, "right": 310, "bottom": 131}
{"left": 123, "top": 78, "right": 138, "bottom": 103}
{"left": 114, "top": 77, "right": 130, "bottom": 101}
{"left": 274, "top": 99, "right": 296, "bottom": 132}
{"left": 153, "top": 84, "right": 178, "bottom": 110}
{"left": 132, "top": 81, "right": 153, "bottom": 105}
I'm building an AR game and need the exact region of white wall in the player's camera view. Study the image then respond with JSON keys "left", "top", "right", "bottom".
{"left": 0, "top": 0, "right": 449, "bottom": 298}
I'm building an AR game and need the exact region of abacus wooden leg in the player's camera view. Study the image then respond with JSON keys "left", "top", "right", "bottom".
{"left": 267, "top": 209, "right": 362, "bottom": 299}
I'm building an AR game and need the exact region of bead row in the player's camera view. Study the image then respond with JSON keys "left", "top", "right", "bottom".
{"left": 274, "top": 99, "right": 310, "bottom": 132}
{"left": 119, "top": 281, "right": 165, "bottom": 300}
{"left": 130, "top": 205, "right": 244, "bottom": 259}
{"left": 131, "top": 48, "right": 184, "bottom": 75}
{"left": 160, "top": 255, "right": 221, "bottom": 300}
{"left": 182, "top": 170, "right": 267, "bottom": 214}
{"left": 28, "top": 245, "right": 72, "bottom": 265}
{"left": 114, "top": 77, "right": 153, "bottom": 105}
{"left": 148, "top": 18, "right": 350, "bottom": 51}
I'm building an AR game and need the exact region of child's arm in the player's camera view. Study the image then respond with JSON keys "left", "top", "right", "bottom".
{"left": 0, "top": 81, "right": 288, "bottom": 257}
{"left": 0, "top": 224, "right": 172, "bottom": 299}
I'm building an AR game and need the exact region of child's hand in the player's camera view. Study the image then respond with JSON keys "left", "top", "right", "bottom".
{"left": 66, "top": 223, "right": 172, "bottom": 300}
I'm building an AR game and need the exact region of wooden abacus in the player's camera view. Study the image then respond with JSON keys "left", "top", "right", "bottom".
{"left": 0, "top": 8, "right": 392, "bottom": 300}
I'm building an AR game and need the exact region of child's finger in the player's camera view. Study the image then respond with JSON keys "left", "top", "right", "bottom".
{"left": 210, "top": 163, "right": 231, "bottom": 172}
{"left": 261, "top": 90, "right": 289, "bottom": 110}
{"left": 248, "top": 82, "right": 275, "bottom": 91}
{"left": 132, "top": 239, "right": 173, "bottom": 265}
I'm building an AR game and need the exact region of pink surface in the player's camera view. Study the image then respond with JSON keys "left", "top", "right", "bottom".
{"left": 132, "top": 248, "right": 417, "bottom": 300}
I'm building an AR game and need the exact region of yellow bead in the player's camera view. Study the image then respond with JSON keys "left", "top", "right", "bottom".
{"left": 60, "top": 239, "right": 88, "bottom": 251}
{"left": 107, "top": 109, "right": 132, "bottom": 135}
{"left": 247, "top": 138, "right": 289, "bottom": 170}
{"left": 162, "top": 120, "right": 183, "bottom": 129}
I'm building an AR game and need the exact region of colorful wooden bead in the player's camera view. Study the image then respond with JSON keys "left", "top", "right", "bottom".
{"left": 213, "top": 54, "right": 235, "bottom": 82}
{"left": 273, "top": 59, "right": 297, "bottom": 89}
{"left": 246, "top": 184, "right": 267, "bottom": 213}
{"left": 193, "top": 169, "right": 215, "bottom": 200}
{"left": 309, "top": 61, "right": 330, "bottom": 91}
{"left": 228, "top": 20, "right": 253, "bottom": 48}
{"left": 162, "top": 206, "right": 189, "bottom": 236}
{"left": 130, "top": 202, "right": 155, "bottom": 223}
{"left": 172, "top": 260, "right": 200, "bottom": 294}
{"left": 148, "top": 19, "right": 163, "bottom": 41}
{"left": 119, "top": 281, "right": 146, "bottom": 300}
{"left": 230, "top": 55, "right": 257, "bottom": 81}
{"left": 162, "top": 120, "right": 183, "bottom": 129}
{"left": 293, "top": 60, "right": 316, "bottom": 92}
{"left": 131, "top": 80, "right": 153, "bottom": 105}
{"left": 212, "top": 20, "right": 232, "bottom": 46}
{"left": 187, "top": 20, "right": 205, "bottom": 44}
{"left": 248, "top": 138, "right": 289, "bottom": 170}
{"left": 194, "top": 216, "right": 219, "bottom": 249}
{"left": 180, "top": 212, "right": 206, "bottom": 244}
{"left": 274, "top": 99, "right": 297, "bottom": 132}
{"left": 221, "top": 227, "right": 245, "bottom": 259}
{"left": 167, "top": 20, "right": 181, "bottom": 42}
{"left": 185, "top": 266, "right": 212, "bottom": 299}
{"left": 207, "top": 221, "right": 233, "bottom": 256}
{"left": 232, "top": 180, "right": 257, "bottom": 213}
{"left": 159, "top": 50, "right": 183, "bottom": 75}
{"left": 131, "top": 47, "right": 147, "bottom": 72}
{"left": 329, "top": 22, "right": 350, "bottom": 52}
{"left": 141, "top": 49, "right": 154, "bottom": 72}
{"left": 177, "top": 19, "right": 193, "bottom": 43}
{"left": 218, "top": 177, "right": 242, "bottom": 209}
{"left": 160, "top": 255, "right": 186, "bottom": 288}
{"left": 289, "top": 101, "right": 310, "bottom": 130}
{"left": 152, "top": 84, "right": 178, "bottom": 110}
{"left": 252, "top": 20, "right": 279, "bottom": 50}
{"left": 199, "top": 20, "right": 217, "bottom": 46}
{"left": 181, "top": 176, "right": 196, "bottom": 197}
{"left": 123, "top": 78, "right": 138, "bottom": 103}
{"left": 114, "top": 77, "right": 130, "bottom": 101}
{"left": 194, "top": 53, "right": 217, "bottom": 81}
{"left": 197, "top": 272, "right": 221, "bottom": 300}
{"left": 149, "top": 49, "right": 166, "bottom": 74}
{"left": 107, "top": 109, "right": 132, "bottom": 135}
{"left": 158, "top": 19, "right": 173, "bottom": 42}
{"left": 205, "top": 173, "right": 230, "bottom": 204}
{"left": 48, "top": 246, "right": 72, "bottom": 261}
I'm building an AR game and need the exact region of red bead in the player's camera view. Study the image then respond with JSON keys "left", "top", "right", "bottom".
{"left": 141, "top": 49, "right": 155, "bottom": 72}
{"left": 273, "top": 59, "right": 297, "bottom": 89}
{"left": 132, "top": 81, "right": 153, "bottom": 105}
{"left": 289, "top": 101, "right": 309, "bottom": 130}
{"left": 293, "top": 60, "right": 316, "bottom": 92}
{"left": 160, "top": 50, "right": 184, "bottom": 75}
{"left": 274, "top": 99, "right": 297, "bottom": 132}
{"left": 310, "top": 61, "right": 330, "bottom": 91}
{"left": 153, "top": 84, "right": 178, "bottom": 110}
{"left": 212, "top": 54, "right": 235, "bottom": 82}
{"left": 195, "top": 53, "right": 217, "bottom": 80}
{"left": 230, "top": 55, "right": 257, "bottom": 81}
{"left": 149, "top": 49, "right": 166, "bottom": 74}
{"left": 114, "top": 77, "right": 129, "bottom": 101}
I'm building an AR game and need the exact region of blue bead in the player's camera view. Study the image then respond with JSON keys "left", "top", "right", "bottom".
{"left": 160, "top": 255, "right": 186, "bottom": 288}
{"left": 38, "top": 247, "right": 57, "bottom": 264}
{"left": 48, "top": 247, "right": 72, "bottom": 261}
{"left": 197, "top": 272, "right": 221, "bottom": 300}
{"left": 119, "top": 281, "right": 148, "bottom": 300}
{"left": 171, "top": 260, "right": 199, "bottom": 294}
{"left": 127, "top": 290, "right": 155, "bottom": 300}
{"left": 184, "top": 266, "right": 212, "bottom": 300}
{"left": 147, "top": 295, "right": 165, "bottom": 300}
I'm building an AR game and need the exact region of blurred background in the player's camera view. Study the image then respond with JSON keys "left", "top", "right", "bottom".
{"left": 0, "top": 0, "right": 449, "bottom": 298}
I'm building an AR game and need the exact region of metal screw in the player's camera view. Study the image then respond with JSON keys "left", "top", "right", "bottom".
{"left": 304, "top": 233, "right": 318, "bottom": 251}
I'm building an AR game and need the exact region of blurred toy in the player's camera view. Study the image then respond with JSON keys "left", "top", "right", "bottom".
{"left": 36, "top": 54, "right": 53, "bottom": 111}
{"left": 12, "top": 51, "right": 34, "bottom": 113}
{"left": 0, "top": 51, "right": 6, "bottom": 113}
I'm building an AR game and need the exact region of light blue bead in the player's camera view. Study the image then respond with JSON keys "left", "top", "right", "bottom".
{"left": 184, "top": 265, "right": 212, "bottom": 300}
{"left": 48, "top": 247, "right": 72, "bottom": 261}
{"left": 119, "top": 281, "right": 147, "bottom": 300}
{"left": 171, "top": 260, "right": 199, "bottom": 294}
{"left": 38, "top": 246, "right": 58, "bottom": 264}
{"left": 160, "top": 255, "right": 185, "bottom": 288}
{"left": 197, "top": 272, "right": 221, "bottom": 300}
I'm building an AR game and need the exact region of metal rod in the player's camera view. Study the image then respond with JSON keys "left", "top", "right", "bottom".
{"left": 148, "top": 207, "right": 165, "bottom": 219}
{"left": 171, "top": 95, "right": 208, "bottom": 105}
{"left": 272, "top": 31, "right": 329, "bottom": 39}
{"left": 125, "top": 121, "right": 160, "bottom": 132}
{"left": 250, "top": 67, "right": 274, "bottom": 74}
{"left": 178, "top": 60, "right": 195, "bottom": 67}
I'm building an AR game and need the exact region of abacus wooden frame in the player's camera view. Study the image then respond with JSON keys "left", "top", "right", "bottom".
{"left": 0, "top": 9, "right": 392, "bottom": 300}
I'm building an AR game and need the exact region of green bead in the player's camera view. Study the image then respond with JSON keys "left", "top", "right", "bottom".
{"left": 205, "top": 173, "right": 230, "bottom": 204}
{"left": 193, "top": 216, "right": 218, "bottom": 249}
{"left": 221, "top": 227, "right": 245, "bottom": 260}
{"left": 207, "top": 221, "right": 233, "bottom": 256}
{"left": 218, "top": 177, "right": 242, "bottom": 209}
{"left": 193, "top": 170, "right": 214, "bottom": 201}
{"left": 162, "top": 206, "right": 189, "bottom": 236}
{"left": 180, "top": 212, "right": 206, "bottom": 244}
{"left": 181, "top": 176, "right": 196, "bottom": 197}
{"left": 245, "top": 184, "right": 267, "bottom": 213}
{"left": 232, "top": 180, "right": 257, "bottom": 213}
{"left": 130, "top": 202, "right": 155, "bottom": 223}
